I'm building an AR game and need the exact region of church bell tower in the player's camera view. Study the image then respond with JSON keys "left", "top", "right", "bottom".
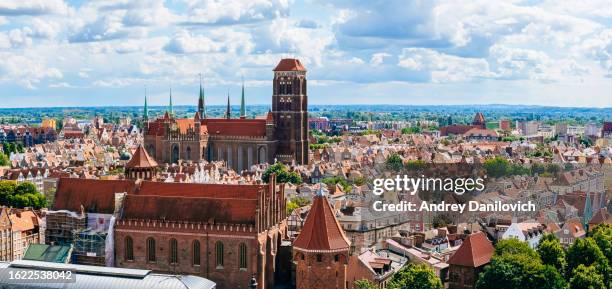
{"left": 272, "top": 58, "right": 309, "bottom": 165}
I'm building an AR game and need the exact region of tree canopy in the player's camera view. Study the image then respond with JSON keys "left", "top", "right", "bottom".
{"left": 387, "top": 263, "right": 443, "bottom": 289}
{"left": 262, "top": 163, "right": 302, "bottom": 184}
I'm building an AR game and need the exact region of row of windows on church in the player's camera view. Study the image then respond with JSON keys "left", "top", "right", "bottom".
{"left": 124, "top": 237, "right": 247, "bottom": 269}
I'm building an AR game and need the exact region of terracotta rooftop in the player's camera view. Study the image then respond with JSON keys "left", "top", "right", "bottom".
{"left": 53, "top": 178, "right": 136, "bottom": 214}
{"left": 273, "top": 58, "right": 306, "bottom": 71}
{"left": 136, "top": 181, "right": 263, "bottom": 199}
{"left": 473, "top": 112, "right": 486, "bottom": 124}
{"left": 122, "top": 195, "right": 257, "bottom": 224}
{"left": 447, "top": 232, "right": 494, "bottom": 267}
{"left": 203, "top": 118, "right": 267, "bottom": 137}
{"left": 293, "top": 194, "right": 350, "bottom": 252}
{"left": 126, "top": 145, "right": 158, "bottom": 168}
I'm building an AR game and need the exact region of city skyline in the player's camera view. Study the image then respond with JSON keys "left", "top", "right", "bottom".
{"left": 0, "top": 0, "right": 611, "bottom": 108}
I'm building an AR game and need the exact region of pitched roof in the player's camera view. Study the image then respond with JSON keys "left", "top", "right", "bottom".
{"left": 473, "top": 112, "right": 485, "bottom": 124}
{"left": 125, "top": 145, "right": 158, "bottom": 168}
{"left": 203, "top": 118, "right": 267, "bottom": 137}
{"left": 273, "top": 58, "right": 306, "bottom": 71}
{"left": 122, "top": 195, "right": 257, "bottom": 224}
{"left": 136, "top": 181, "right": 263, "bottom": 199}
{"left": 590, "top": 208, "right": 612, "bottom": 225}
{"left": 293, "top": 195, "right": 350, "bottom": 252}
{"left": 9, "top": 210, "right": 39, "bottom": 232}
{"left": 447, "top": 232, "right": 494, "bottom": 267}
{"left": 53, "top": 178, "right": 136, "bottom": 214}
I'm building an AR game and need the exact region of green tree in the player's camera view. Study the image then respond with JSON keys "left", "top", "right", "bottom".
{"left": 476, "top": 254, "right": 566, "bottom": 289}
{"left": 483, "top": 156, "right": 510, "bottom": 178}
{"left": 545, "top": 163, "right": 561, "bottom": 176}
{"left": 0, "top": 153, "right": 9, "bottom": 166}
{"left": 592, "top": 224, "right": 612, "bottom": 261}
{"left": 537, "top": 235, "right": 566, "bottom": 272}
{"left": 494, "top": 238, "right": 539, "bottom": 259}
{"left": 569, "top": 265, "right": 605, "bottom": 289}
{"left": 405, "top": 160, "right": 427, "bottom": 172}
{"left": 530, "top": 163, "right": 545, "bottom": 175}
{"left": 354, "top": 279, "right": 377, "bottom": 289}
{"left": 386, "top": 153, "right": 403, "bottom": 172}
{"left": 0, "top": 180, "right": 17, "bottom": 205}
{"left": 15, "top": 182, "right": 38, "bottom": 195}
{"left": 262, "top": 163, "right": 302, "bottom": 184}
{"left": 387, "top": 263, "right": 443, "bottom": 289}
{"left": 566, "top": 237, "right": 609, "bottom": 282}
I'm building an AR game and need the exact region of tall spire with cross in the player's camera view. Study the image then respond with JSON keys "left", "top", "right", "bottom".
{"left": 225, "top": 90, "right": 231, "bottom": 119}
{"left": 143, "top": 86, "right": 148, "bottom": 121}
{"left": 198, "top": 73, "right": 206, "bottom": 118}
{"left": 240, "top": 77, "right": 246, "bottom": 118}
{"left": 168, "top": 84, "right": 174, "bottom": 117}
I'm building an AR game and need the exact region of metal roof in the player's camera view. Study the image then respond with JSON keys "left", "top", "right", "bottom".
{"left": 0, "top": 260, "right": 216, "bottom": 289}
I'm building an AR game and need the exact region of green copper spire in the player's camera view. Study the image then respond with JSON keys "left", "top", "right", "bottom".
{"left": 225, "top": 90, "right": 231, "bottom": 119}
{"left": 240, "top": 78, "right": 246, "bottom": 118}
{"left": 168, "top": 85, "right": 174, "bottom": 117}
{"left": 143, "top": 86, "right": 148, "bottom": 121}
{"left": 198, "top": 73, "right": 206, "bottom": 118}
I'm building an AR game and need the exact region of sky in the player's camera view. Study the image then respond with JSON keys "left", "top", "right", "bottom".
{"left": 0, "top": 0, "right": 610, "bottom": 108}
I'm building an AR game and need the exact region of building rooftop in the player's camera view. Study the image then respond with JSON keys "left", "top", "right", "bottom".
{"left": 0, "top": 260, "right": 216, "bottom": 289}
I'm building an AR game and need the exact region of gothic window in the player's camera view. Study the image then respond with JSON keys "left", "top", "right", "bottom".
{"left": 147, "top": 237, "right": 156, "bottom": 262}
{"left": 239, "top": 243, "right": 247, "bottom": 269}
{"left": 316, "top": 254, "right": 322, "bottom": 262}
{"left": 192, "top": 240, "right": 201, "bottom": 266}
{"left": 169, "top": 238, "right": 178, "bottom": 264}
{"left": 124, "top": 236, "right": 133, "bottom": 261}
{"left": 215, "top": 241, "right": 224, "bottom": 267}
{"left": 171, "top": 145, "right": 179, "bottom": 163}
{"left": 186, "top": 146, "right": 191, "bottom": 160}
{"left": 258, "top": 147, "right": 267, "bottom": 164}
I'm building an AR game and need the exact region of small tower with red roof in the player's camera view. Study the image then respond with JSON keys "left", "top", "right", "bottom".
{"left": 293, "top": 187, "right": 350, "bottom": 289}
{"left": 125, "top": 145, "right": 158, "bottom": 180}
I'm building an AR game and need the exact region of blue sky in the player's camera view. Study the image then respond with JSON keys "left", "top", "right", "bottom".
{"left": 0, "top": 0, "right": 611, "bottom": 108}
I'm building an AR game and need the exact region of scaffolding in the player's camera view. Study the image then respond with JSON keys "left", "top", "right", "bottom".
{"left": 45, "top": 210, "right": 112, "bottom": 266}
{"left": 45, "top": 210, "right": 86, "bottom": 247}
{"left": 71, "top": 213, "right": 112, "bottom": 266}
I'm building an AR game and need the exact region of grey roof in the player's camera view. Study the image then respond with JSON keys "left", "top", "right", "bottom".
{"left": 0, "top": 260, "right": 216, "bottom": 289}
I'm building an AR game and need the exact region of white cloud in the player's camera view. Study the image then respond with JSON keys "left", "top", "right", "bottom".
{"left": 164, "top": 30, "right": 223, "bottom": 54}
{"left": 0, "top": 0, "right": 69, "bottom": 16}
{"left": 180, "top": 0, "right": 290, "bottom": 25}
{"left": 370, "top": 53, "right": 390, "bottom": 66}
{"left": 0, "top": 54, "right": 62, "bottom": 89}
{"left": 398, "top": 48, "right": 492, "bottom": 82}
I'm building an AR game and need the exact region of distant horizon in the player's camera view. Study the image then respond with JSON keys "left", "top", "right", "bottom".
{"left": 1, "top": 103, "right": 611, "bottom": 110}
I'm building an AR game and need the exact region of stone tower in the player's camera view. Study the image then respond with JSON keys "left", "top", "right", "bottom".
{"left": 272, "top": 58, "right": 309, "bottom": 165}
{"left": 293, "top": 187, "right": 350, "bottom": 289}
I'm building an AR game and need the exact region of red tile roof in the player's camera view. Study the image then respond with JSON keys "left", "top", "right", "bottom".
{"left": 122, "top": 195, "right": 257, "bottom": 224}
{"left": 53, "top": 178, "right": 136, "bottom": 214}
{"left": 447, "top": 232, "right": 494, "bottom": 267}
{"left": 203, "top": 118, "right": 267, "bottom": 137}
{"left": 273, "top": 58, "right": 306, "bottom": 71}
{"left": 126, "top": 145, "right": 158, "bottom": 168}
{"left": 293, "top": 195, "right": 350, "bottom": 252}
{"left": 440, "top": 124, "right": 475, "bottom": 136}
{"left": 136, "top": 181, "right": 263, "bottom": 199}
{"left": 590, "top": 208, "right": 612, "bottom": 225}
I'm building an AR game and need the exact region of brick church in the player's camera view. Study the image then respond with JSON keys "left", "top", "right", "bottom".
{"left": 143, "top": 58, "right": 309, "bottom": 171}
{"left": 51, "top": 145, "right": 289, "bottom": 289}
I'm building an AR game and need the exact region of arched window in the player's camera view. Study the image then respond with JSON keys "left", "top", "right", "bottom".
{"left": 169, "top": 238, "right": 178, "bottom": 264}
{"left": 146, "top": 237, "right": 156, "bottom": 262}
{"left": 124, "top": 236, "right": 133, "bottom": 261}
{"left": 215, "top": 241, "right": 224, "bottom": 267}
{"left": 192, "top": 240, "right": 201, "bottom": 266}
{"left": 239, "top": 243, "right": 247, "bottom": 269}
{"left": 186, "top": 146, "right": 191, "bottom": 160}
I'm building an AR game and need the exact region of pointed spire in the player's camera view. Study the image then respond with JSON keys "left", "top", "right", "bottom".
{"left": 198, "top": 73, "right": 206, "bottom": 118}
{"left": 240, "top": 77, "right": 246, "bottom": 118}
{"left": 168, "top": 84, "right": 174, "bottom": 117}
{"left": 143, "top": 86, "right": 148, "bottom": 121}
{"left": 225, "top": 90, "right": 231, "bottom": 119}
